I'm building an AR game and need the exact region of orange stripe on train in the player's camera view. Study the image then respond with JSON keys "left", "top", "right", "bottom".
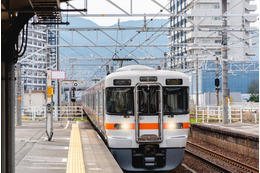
{"left": 105, "top": 123, "right": 190, "bottom": 130}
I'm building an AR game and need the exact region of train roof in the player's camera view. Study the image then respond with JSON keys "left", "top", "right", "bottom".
{"left": 108, "top": 65, "right": 188, "bottom": 78}
{"left": 85, "top": 65, "right": 189, "bottom": 92}
{"left": 116, "top": 65, "right": 155, "bottom": 72}
{"left": 105, "top": 65, "right": 189, "bottom": 87}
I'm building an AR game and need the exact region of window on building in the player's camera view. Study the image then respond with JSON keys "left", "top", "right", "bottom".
{"left": 215, "top": 40, "right": 221, "bottom": 44}
{"left": 202, "top": 39, "right": 211, "bottom": 44}
{"left": 205, "top": 17, "right": 212, "bottom": 20}
{"left": 188, "top": 16, "right": 194, "bottom": 20}
{"left": 213, "top": 4, "right": 220, "bottom": 9}
{"left": 215, "top": 51, "right": 221, "bottom": 55}
{"left": 202, "top": 50, "right": 208, "bottom": 55}
{"left": 214, "top": 17, "right": 221, "bottom": 20}
{"left": 200, "top": 4, "right": 212, "bottom": 9}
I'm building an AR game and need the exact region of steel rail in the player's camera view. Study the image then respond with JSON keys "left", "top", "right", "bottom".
{"left": 187, "top": 141, "right": 259, "bottom": 173}
{"left": 185, "top": 149, "right": 232, "bottom": 173}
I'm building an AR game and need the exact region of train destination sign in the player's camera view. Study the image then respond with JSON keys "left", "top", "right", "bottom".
{"left": 51, "top": 71, "right": 66, "bottom": 80}
{"left": 166, "top": 79, "right": 183, "bottom": 85}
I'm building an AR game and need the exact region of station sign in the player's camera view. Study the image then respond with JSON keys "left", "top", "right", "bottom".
{"left": 51, "top": 71, "right": 66, "bottom": 80}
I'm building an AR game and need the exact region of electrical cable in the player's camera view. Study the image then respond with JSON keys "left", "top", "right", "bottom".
{"left": 17, "top": 22, "right": 29, "bottom": 57}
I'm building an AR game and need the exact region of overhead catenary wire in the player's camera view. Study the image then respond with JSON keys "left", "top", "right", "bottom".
{"left": 89, "top": 2, "right": 172, "bottom": 79}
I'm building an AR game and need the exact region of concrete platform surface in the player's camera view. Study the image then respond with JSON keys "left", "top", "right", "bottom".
{"left": 191, "top": 123, "right": 259, "bottom": 139}
{"left": 190, "top": 122, "right": 259, "bottom": 159}
{"left": 15, "top": 121, "right": 123, "bottom": 173}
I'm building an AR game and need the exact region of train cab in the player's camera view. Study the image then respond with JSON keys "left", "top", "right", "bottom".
{"left": 82, "top": 65, "right": 190, "bottom": 171}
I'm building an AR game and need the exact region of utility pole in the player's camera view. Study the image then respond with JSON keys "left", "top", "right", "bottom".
{"left": 46, "top": 70, "right": 54, "bottom": 141}
{"left": 16, "top": 63, "right": 22, "bottom": 126}
{"left": 196, "top": 54, "right": 199, "bottom": 106}
{"left": 57, "top": 24, "right": 62, "bottom": 126}
{"left": 163, "top": 52, "right": 167, "bottom": 70}
{"left": 46, "top": 35, "right": 54, "bottom": 140}
{"left": 215, "top": 57, "right": 220, "bottom": 106}
{"left": 222, "top": 0, "right": 229, "bottom": 124}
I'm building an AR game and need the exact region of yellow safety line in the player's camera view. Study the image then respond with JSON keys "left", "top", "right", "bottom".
{"left": 66, "top": 124, "right": 86, "bottom": 173}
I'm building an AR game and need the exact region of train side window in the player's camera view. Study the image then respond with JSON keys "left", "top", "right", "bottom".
{"left": 98, "top": 91, "right": 102, "bottom": 115}
{"left": 87, "top": 95, "right": 89, "bottom": 107}
{"left": 92, "top": 93, "right": 95, "bottom": 111}
{"left": 95, "top": 92, "right": 98, "bottom": 113}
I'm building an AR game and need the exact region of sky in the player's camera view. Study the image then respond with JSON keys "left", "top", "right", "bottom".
{"left": 61, "top": 0, "right": 260, "bottom": 27}
{"left": 61, "top": 0, "right": 170, "bottom": 26}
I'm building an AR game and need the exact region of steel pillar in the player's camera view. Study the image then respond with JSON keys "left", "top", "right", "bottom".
{"left": 1, "top": 12, "right": 34, "bottom": 173}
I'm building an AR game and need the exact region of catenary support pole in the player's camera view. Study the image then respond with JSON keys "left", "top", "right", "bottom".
{"left": 16, "top": 63, "right": 22, "bottom": 126}
{"left": 222, "top": 0, "right": 229, "bottom": 124}
{"left": 196, "top": 54, "right": 199, "bottom": 106}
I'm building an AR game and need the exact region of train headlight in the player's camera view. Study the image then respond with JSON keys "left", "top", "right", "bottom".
{"left": 121, "top": 123, "right": 130, "bottom": 130}
{"left": 164, "top": 122, "right": 185, "bottom": 129}
{"left": 114, "top": 123, "right": 132, "bottom": 130}
{"left": 167, "top": 122, "right": 176, "bottom": 129}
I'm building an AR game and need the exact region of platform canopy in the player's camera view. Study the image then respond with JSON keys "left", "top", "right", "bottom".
{"left": 1, "top": 0, "right": 69, "bottom": 33}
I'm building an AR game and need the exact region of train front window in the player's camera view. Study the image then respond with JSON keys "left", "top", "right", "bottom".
{"left": 163, "top": 87, "right": 189, "bottom": 115}
{"left": 106, "top": 87, "right": 134, "bottom": 115}
{"left": 138, "top": 86, "right": 159, "bottom": 115}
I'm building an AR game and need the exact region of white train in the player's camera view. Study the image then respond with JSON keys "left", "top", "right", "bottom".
{"left": 81, "top": 65, "right": 190, "bottom": 172}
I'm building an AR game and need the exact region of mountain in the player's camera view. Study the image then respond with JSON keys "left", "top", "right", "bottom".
{"left": 59, "top": 17, "right": 170, "bottom": 80}
{"left": 59, "top": 17, "right": 169, "bottom": 58}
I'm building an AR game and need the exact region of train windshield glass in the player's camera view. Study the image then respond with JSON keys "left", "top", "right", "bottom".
{"left": 163, "top": 87, "right": 189, "bottom": 115}
{"left": 106, "top": 87, "right": 134, "bottom": 115}
{"left": 138, "top": 86, "right": 159, "bottom": 115}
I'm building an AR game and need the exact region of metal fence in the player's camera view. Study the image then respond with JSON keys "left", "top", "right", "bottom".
{"left": 21, "top": 106, "right": 84, "bottom": 121}
{"left": 194, "top": 103, "right": 259, "bottom": 123}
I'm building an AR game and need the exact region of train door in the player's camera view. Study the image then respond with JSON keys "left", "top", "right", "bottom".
{"left": 135, "top": 83, "right": 163, "bottom": 143}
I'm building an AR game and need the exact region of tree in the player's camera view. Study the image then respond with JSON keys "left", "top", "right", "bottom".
{"left": 247, "top": 79, "right": 259, "bottom": 102}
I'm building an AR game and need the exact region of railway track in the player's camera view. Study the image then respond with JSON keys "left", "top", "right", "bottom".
{"left": 186, "top": 141, "right": 259, "bottom": 173}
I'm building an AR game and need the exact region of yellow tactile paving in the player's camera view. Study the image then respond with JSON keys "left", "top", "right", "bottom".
{"left": 66, "top": 123, "right": 86, "bottom": 173}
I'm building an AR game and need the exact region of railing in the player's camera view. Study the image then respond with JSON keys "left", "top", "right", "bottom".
{"left": 21, "top": 106, "right": 84, "bottom": 121}
{"left": 194, "top": 104, "right": 259, "bottom": 124}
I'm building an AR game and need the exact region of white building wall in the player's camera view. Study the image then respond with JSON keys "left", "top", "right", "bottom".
{"left": 169, "top": 0, "right": 257, "bottom": 67}
{"left": 23, "top": 91, "right": 45, "bottom": 107}
{"left": 20, "top": 18, "right": 48, "bottom": 91}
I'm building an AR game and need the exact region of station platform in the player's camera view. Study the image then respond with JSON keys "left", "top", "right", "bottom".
{"left": 190, "top": 123, "right": 259, "bottom": 159}
{"left": 15, "top": 121, "right": 123, "bottom": 173}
